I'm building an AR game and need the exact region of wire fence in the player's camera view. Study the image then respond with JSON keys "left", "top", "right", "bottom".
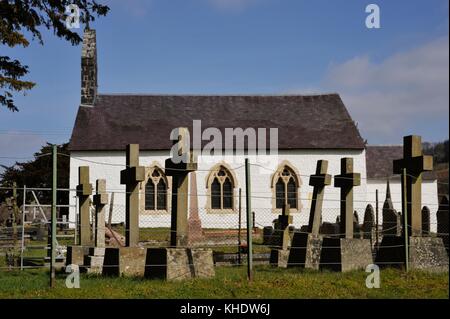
{"left": 0, "top": 184, "right": 448, "bottom": 272}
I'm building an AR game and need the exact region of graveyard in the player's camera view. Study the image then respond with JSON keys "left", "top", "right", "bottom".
{"left": 0, "top": 1, "right": 448, "bottom": 303}
{"left": 1, "top": 133, "right": 448, "bottom": 299}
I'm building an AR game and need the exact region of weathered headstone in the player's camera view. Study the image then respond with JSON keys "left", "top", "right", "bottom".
{"left": 77, "top": 166, "right": 93, "bottom": 246}
{"left": 382, "top": 180, "right": 402, "bottom": 237}
{"left": 421, "top": 206, "right": 430, "bottom": 236}
{"left": 86, "top": 179, "right": 109, "bottom": 274}
{"left": 437, "top": 196, "right": 449, "bottom": 255}
{"left": 393, "top": 135, "right": 433, "bottom": 236}
{"left": 270, "top": 204, "right": 293, "bottom": 267}
{"left": 376, "top": 135, "right": 447, "bottom": 271}
{"left": 120, "top": 144, "right": 145, "bottom": 247}
{"left": 93, "top": 179, "right": 108, "bottom": 247}
{"left": 104, "top": 145, "right": 147, "bottom": 277}
{"left": 66, "top": 167, "right": 93, "bottom": 269}
{"left": 287, "top": 160, "right": 330, "bottom": 269}
{"left": 146, "top": 128, "right": 215, "bottom": 280}
{"left": 362, "top": 204, "right": 375, "bottom": 240}
{"left": 320, "top": 158, "right": 373, "bottom": 272}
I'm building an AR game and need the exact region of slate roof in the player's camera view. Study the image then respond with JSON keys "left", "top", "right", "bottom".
{"left": 68, "top": 93, "right": 366, "bottom": 151}
{"left": 366, "top": 146, "right": 436, "bottom": 180}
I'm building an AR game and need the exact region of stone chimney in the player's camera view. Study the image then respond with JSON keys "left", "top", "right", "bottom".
{"left": 81, "top": 28, "right": 97, "bottom": 105}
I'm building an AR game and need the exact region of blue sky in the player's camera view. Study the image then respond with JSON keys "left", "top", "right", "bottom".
{"left": 0, "top": 0, "right": 448, "bottom": 169}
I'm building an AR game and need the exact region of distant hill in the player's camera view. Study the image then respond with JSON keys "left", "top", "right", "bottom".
{"left": 423, "top": 140, "right": 449, "bottom": 199}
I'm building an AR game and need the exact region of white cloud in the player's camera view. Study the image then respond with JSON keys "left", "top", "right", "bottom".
{"left": 323, "top": 36, "right": 449, "bottom": 144}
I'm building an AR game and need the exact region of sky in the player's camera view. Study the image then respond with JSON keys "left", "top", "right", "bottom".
{"left": 0, "top": 0, "right": 448, "bottom": 170}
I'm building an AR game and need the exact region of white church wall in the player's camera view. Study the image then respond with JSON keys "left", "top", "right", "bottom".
{"left": 69, "top": 149, "right": 367, "bottom": 230}
{"left": 366, "top": 179, "right": 439, "bottom": 232}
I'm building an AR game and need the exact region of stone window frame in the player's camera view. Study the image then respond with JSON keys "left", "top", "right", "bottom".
{"left": 205, "top": 162, "right": 238, "bottom": 214}
{"left": 270, "top": 161, "right": 302, "bottom": 214}
{"left": 140, "top": 163, "right": 172, "bottom": 215}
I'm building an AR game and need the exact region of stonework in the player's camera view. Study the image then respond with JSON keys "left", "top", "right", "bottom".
{"left": 103, "top": 247, "right": 146, "bottom": 277}
{"left": 81, "top": 29, "right": 97, "bottom": 105}
{"left": 287, "top": 233, "right": 323, "bottom": 269}
{"left": 145, "top": 247, "right": 215, "bottom": 281}
{"left": 66, "top": 246, "right": 91, "bottom": 270}
{"left": 409, "top": 237, "right": 448, "bottom": 272}
{"left": 320, "top": 238, "right": 373, "bottom": 272}
{"left": 270, "top": 249, "right": 289, "bottom": 268}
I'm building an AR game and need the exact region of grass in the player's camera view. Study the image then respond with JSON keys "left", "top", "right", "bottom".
{"left": 0, "top": 266, "right": 447, "bottom": 299}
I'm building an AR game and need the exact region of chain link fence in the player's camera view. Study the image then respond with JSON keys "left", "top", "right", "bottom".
{"left": 1, "top": 184, "right": 448, "bottom": 271}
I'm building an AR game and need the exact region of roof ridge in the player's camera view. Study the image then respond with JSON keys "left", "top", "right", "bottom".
{"left": 97, "top": 92, "right": 341, "bottom": 97}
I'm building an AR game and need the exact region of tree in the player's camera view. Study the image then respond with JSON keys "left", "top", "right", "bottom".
{"left": 0, "top": 0, "right": 109, "bottom": 111}
{"left": 0, "top": 143, "right": 70, "bottom": 211}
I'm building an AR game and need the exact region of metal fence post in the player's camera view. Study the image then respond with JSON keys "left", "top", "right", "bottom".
{"left": 20, "top": 185, "right": 26, "bottom": 270}
{"left": 50, "top": 145, "right": 57, "bottom": 288}
{"left": 238, "top": 188, "right": 242, "bottom": 265}
{"left": 245, "top": 159, "right": 253, "bottom": 281}
{"left": 402, "top": 168, "right": 409, "bottom": 272}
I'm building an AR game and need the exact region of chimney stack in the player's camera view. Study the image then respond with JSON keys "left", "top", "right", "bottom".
{"left": 81, "top": 28, "right": 97, "bottom": 105}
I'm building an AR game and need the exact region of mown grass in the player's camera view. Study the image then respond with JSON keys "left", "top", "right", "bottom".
{"left": 0, "top": 266, "right": 447, "bottom": 299}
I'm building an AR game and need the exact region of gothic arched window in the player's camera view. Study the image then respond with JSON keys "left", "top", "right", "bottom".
{"left": 207, "top": 165, "right": 237, "bottom": 212}
{"left": 272, "top": 164, "right": 301, "bottom": 211}
{"left": 144, "top": 167, "right": 168, "bottom": 211}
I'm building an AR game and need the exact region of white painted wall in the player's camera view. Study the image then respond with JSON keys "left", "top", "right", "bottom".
{"left": 366, "top": 179, "right": 439, "bottom": 232}
{"left": 69, "top": 149, "right": 369, "bottom": 230}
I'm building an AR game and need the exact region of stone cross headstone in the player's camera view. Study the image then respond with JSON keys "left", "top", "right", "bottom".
{"left": 393, "top": 135, "right": 433, "bottom": 237}
{"left": 382, "top": 179, "right": 401, "bottom": 236}
{"left": 165, "top": 127, "right": 197, "bottom": 247}
{"left": 120, "top": 144, "right": 145, "bottom": 247}
{"left": 362, "top": 204, "right": 375, "bottom": 240}
{"left": 334, "top": 158, "right": 361, "bottom": 239}
{"left": 93, "top": 179, "right": 108, "bottom": 247}
{"left": 421, "top": 206, "right": 430, "bottom": 236}
{"left": 271, "top": 204, "right": 293, "bottom": 250}
{"left": 437, "top": 195, "right": 449, "bottom": 253}
{"left": 307, "top": 160, "right": 331, "bottom": 236}
{"left": 76, "top": 166, "right": 93, "bottom": 246}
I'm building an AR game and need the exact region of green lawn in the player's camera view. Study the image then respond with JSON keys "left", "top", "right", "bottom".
{"left": 0, "top": 266, "right": 447, "bottom": 299}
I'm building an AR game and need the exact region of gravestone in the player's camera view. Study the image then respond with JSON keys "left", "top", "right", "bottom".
{"left": 66, "top": 167, "right": 93, "bottom": 270}
{"left": 382, "top": 181, "right": 402, "bottom": 237}
{"left": 270, "top": 204, "right": 293, "bottom": 267}
{"left": 421, "top": 206, "right": 430, "bottom": 236}
{"left": 363, "top": 204, "right": 375, "bottom": 240}
{"left": 320, "top": 158, "right": 373, "bottom": 272}
{"left": 187, "top": 171, "right": 204, "bottom": 245}
{"left": 146, "top": 128, "right": 215, "bottom": 280}
{"left": 103, "top": 144, "right": 147, "bottom": 277}
{"left": 353, "top": 211, "right": 361, "bottom": 238}
{"left": 287, "top": 160, "right": 330, "bottom": 269}
{"left": 376, "top": 135, "right": 447, "bottom": 271}
{"left": 87, "top": 179, "right": 109, "bottom": 274}
{"left": 437, "top": 196, "right": 449, "bottom": 255}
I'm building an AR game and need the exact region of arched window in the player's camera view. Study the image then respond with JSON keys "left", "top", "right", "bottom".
{"left": 206, "top": 164, "right": 237, "bottom": 213}
{"left": 144, "top": 167, "right": 168, "bottom": 211}
{"left": 272, "top": 164, "right": 301, "bottom": 212}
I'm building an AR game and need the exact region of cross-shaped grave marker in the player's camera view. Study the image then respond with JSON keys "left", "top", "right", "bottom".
{"left": 307, "top": 160, "right": 332, "bottom": 236}
{"left": 334, "top": 158, "right": 361, "bottom": 239}
{"left": 93, "top": 179, "right": 108, "bottom": 247}
{"left": 76, "top": 166, "right": 93, "bottom": 246}
{"left": 165, "top": 128, "right": 197, "bottom": 247}
{"left": 393, "top": 135, "right": 433, "bottom": 237}
{"left": 120, "top": 144, "right": 145, "bottom": 247}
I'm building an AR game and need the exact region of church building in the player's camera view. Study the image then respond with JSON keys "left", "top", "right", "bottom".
{"left": 68, "top": 29, "right": 439, "bottom": 231}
